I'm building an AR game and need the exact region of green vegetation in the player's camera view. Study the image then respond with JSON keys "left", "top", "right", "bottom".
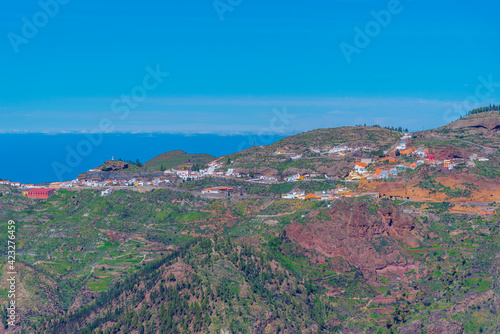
{"left": 356, "top": 124, "right": 409, "bottom": 132}
{"left": 143, "top": 150, "right": 216, "bottom": 171}
{"left": 417, "top": 177, "right": 472, "bottom": 198}
{"left": 465, "top": 104, "right": 500, "bottom": 117}
{"left": 30, "top": 238, "right": 381, "bottom": 333}
{"left": 2, "top": 117, "right": 500, "bottom": 333}
{"left": 472, "top": 161, "right": 500, "bottom": 178}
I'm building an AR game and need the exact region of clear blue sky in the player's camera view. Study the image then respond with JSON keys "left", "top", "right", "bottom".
{"left": 1, "top": 0, "right": 499, "bottom": 133}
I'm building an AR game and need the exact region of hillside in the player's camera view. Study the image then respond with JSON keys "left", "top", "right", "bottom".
{"left": 5, "top": 191, "right": 500, "bottom": 333}
{"left": 225, "top": 126, "right": 401, "bottom": 179}
{"left": 3, "top": 110, "right": 500, "bottom": 333}
{"left": 77, "top": 150, "right": 217, "bottom": 180}
{"left": 269, "top": 126, "right": 401, "bottom": 151}
{"left": 36, "top": 239, "right": 349, "bottom": 333}
{"left": 421, "top": 110, "right": 500, "bottom": 148}
{"left": 144, "top": 150, "right": 216, "bottom": 171}
{"left": 230, "top": 126, "right": 400, "bottom": 159}
{"left": 442, "top": 110, "right": 500, "bottom": 133}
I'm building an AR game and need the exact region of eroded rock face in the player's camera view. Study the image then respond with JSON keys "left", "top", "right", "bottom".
{"left": 426, "top": 318, "right": 464, "bottom": 334}
{"left": 399, "top": 320, "right": 423, "bottom": 334}
{"left": 448, "top": 290, "right": 496, "bottom": 316}
{"left": 445, "top": 111, "right": 500, "bottom": 134}
{"left": 282, "top": 167, "right": 316, "bottom": 177}
{"left": 285, "top": 200, "right": 420, "bottom": 283}
{"left": 400, "top": 317, "right": 464, "bottom": 334}
{"left": 234, "top": 167, "right": 279, "bottom": 177}
{"left": 103, "top": 160, "right": 129, "bottom": 171}
{"left": 283, "top": 161, "right": 352, "bottom": 178}
{"left": 163, "top": 261, "right": 194, "bottom": 282}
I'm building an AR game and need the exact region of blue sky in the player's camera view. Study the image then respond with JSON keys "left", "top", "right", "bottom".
{"left": 1, "top": 0, "right": 499, "bottom": 133}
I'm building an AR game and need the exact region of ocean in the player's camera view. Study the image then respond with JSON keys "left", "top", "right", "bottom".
{"left": 0, "top": 133, "right": 286, "bottom": 184}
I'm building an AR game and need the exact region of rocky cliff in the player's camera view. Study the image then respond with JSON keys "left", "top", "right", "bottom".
{"left": 286, "top": 200, "right": 422, "bottom": 283}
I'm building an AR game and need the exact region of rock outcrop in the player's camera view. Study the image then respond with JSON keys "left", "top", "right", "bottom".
{"left": 285, "top": 200, "right": 421, "bottom": 283}
{"left": 444, "top": 110, "right": 500, "bottom": 135}
{"left": 102, "top": 160, "right": 129, "bottom": 171}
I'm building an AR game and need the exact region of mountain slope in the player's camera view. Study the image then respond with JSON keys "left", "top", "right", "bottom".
{"left": 422, "top": 110, "right": 500, "bottom": 148}
{"left": 35, "top": 238, "right": 354, "bottom": 334}
{"left": 225, "top": 126, "right": 401, "bottom": 179}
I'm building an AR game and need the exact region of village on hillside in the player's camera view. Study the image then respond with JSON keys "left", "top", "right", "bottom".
{"left": 0, "top": 132, "right": 494, "bottom": 207}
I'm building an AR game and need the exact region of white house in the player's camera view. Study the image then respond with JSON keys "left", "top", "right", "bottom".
{"left": 176, "top": 170, "right": 189, "bottom": 179}
{"left": 395, "top": 142, "right": 407, "bottom": 150}
{"left": 328, "top": 146, "right": 348, "bottom": 154}
{"left": 285, "top": 174, "right": 300, "bottom": 182}
{"left": 354, "top": 165, "right": 367, "bottom": 174}
{"left": 101, "top": 188, "right": 112, "bottom": 197}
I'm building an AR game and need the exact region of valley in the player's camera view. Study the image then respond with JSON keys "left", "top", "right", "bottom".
{"left": 1, "top": 110, "right": 500, "bottom": 333}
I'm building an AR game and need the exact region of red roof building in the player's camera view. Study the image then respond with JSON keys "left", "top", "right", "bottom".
{"left": 27, "top": 188, "right": 55, "bottom": 199}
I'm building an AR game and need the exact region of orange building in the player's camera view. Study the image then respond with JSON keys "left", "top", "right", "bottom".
{"left": 479, "top": 211, "right": 497, "bottom": 215}
{"left": 305, "top": 193, "right": 321, "bottom": 200}
{"left": 202, "top": 187, "right": 234, "bottom": 194}
{"left": 400, "top": 148, "right": 416, "bottom": 155}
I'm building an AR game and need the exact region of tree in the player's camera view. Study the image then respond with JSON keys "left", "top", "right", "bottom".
{"left": 395, "top": 150, "right": 400, "bottom": 156}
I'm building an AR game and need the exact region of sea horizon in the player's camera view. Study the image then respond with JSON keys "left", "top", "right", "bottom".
{"left": 0, "top": 133, "right": 286, "bottom": 184}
